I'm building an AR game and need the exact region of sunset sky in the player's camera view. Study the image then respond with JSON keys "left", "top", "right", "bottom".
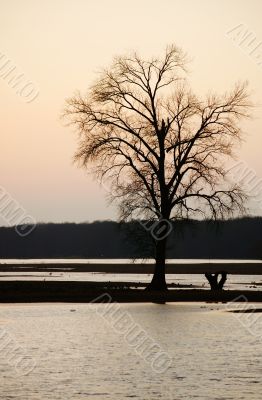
{"left": 1, "top": 0, "right": 262, "bottom": 225}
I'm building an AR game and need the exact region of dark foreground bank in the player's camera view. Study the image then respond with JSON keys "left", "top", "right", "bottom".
{"left": 0, "top": 281, "right": 261, "bottom": 303}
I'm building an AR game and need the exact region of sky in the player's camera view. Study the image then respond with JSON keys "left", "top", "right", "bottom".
{"left": 0, "top": 0, "right": 262, "bottom": 225}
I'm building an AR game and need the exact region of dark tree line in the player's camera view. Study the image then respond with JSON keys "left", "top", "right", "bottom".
{"left": 0, "top": 218, "right": 261, "bottom": 259}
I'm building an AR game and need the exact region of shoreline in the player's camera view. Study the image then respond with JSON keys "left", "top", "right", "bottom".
{"left": 0, "top": 261, "right": 262, "bottom": 275}
{"left": 0, "top": 281, "right": 261, "bottom": 303}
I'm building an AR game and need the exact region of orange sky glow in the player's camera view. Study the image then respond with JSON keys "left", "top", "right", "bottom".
{"left": 1, "top": 0, "right": 262, "bottom": 224}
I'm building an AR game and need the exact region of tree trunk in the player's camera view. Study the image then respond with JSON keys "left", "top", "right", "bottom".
{"left": 205, "top": 271, "right": 227, "bottom": 290}
{"left": 146, "top": 233, "right": 168, "bottom": 291}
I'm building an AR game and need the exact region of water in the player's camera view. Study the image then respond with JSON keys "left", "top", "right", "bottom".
{"left": 0, "top": 302, "right": 261, "bottom": 399}
{"left": 0, "top": 272, "right": 261, "bottom": 290}
{"left": 0, "top": 259, "right": 261, "bottom": 290}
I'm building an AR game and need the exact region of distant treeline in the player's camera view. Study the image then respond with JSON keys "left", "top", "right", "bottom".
{"left": 0, "top": 217, "right": 261, "bottom": 259}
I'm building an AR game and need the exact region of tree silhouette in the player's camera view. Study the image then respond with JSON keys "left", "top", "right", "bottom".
{"left": 64, "top": 44, "right": 251, "bottom": 290}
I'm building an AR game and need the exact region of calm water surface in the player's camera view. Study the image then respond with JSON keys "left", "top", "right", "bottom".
{"left": 0, "top": 302, "right": 261, "bottom": 399}
{"left": 1, "top": 272, "right": 261, "bottom": 291}
{"left": 0, "top": 259, "right": 261, "bottom": 290}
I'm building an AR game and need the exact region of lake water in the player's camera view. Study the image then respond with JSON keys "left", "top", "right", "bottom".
{"left": 0, "top": 302, "right": 261, "bottom": 399}
{"left": 0, "top": 259, "right": 261, "bottom": 290}
{"left": 0, "top": 272, "right": 261, "bottom": 291}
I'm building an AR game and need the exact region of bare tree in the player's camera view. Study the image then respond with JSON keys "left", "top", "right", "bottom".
{"left": 64, "top": 44, "right": 251, "bottom": 290}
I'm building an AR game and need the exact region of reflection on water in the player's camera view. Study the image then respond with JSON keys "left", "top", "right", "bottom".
{"left": 0, "top": 303, "right": 261, "bottom": 399}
